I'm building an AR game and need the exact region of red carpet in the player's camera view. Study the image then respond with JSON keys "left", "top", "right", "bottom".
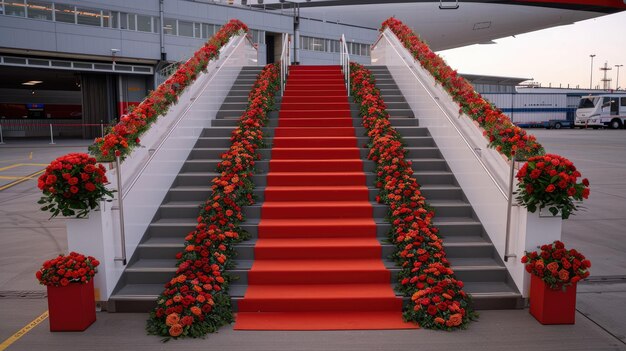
{"left": 234, "top": 65, "right": 416, "bottom": 331}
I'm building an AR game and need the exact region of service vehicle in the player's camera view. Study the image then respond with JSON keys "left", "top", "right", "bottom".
{"left": 575, "top": 94, "right": 626, "bottom": 129}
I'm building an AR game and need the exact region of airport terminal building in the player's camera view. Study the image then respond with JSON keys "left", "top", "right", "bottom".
{"left": 0, "top": 0, "right": 376, "bottom": 138}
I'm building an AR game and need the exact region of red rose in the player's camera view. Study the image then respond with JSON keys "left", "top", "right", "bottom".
{"left": 582, "top": 178, "right": 589, "bottom": 186}
{"left": 545, "top": 184, "right": 556, "bottom": 193}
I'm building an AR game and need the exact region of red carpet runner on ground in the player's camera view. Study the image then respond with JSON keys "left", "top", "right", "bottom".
{"left": 234, "top": 65, "right": 416, "bottom": 330}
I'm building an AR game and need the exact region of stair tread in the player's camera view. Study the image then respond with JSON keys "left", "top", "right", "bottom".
{"left": 266, "top": 185, "right": 368, "bottom": 190}
{"left": 420, "top": 184, "right": 461, "bottom": 189}
{"left": 251, "top": 258, "right": 388, "bottom": 271}
{"left": 152, "top": 217, "right": 260, "bottom": 225}
{"left": 243, "top": 284, "right": 398, "bottom": 298}
{"left": 161, "top": 201, "right": 201, "bottom": 207}
{"left": 431, "top": 216, "right": 478, "bottom": 224}
{"left": 111, "top": 284, "right": 164, "bottom": 298}
{"left": 428, "top": 200, "right": 470, "bottom": 206}
{"left": 142, "top": 237, "right": 187, "bottom": 246}
{"left": 260, "top": 218, "right": 375, "bottom": 226}
{"left": 269, "top": 172, "right": 365, "bottom": 176}
{"left": 441, "top": 236, "right": 489, "bottom": 244}
{"left": 446, "top": 257, "right": 505, "bottom": 268}
{"left": 110, "top": 282, "right": 519, "bottom": 300}
{"left": 127, "top": 259, "right": 177, "bottom": 270}
{"left": 263, "top": 201, "right": 372, "bottom": 208}
{"left": 463, "top": 282, "right": 520, "bottom": 295}
{"left": 256, "top": 237, "right": 381, "bottom": 248}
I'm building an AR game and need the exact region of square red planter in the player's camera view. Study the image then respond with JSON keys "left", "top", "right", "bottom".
{"left": 529, "top": 274, "right": 577, "bottom": 324}
{"left": 46, "top": 280, "right": 96, "bottom": 331}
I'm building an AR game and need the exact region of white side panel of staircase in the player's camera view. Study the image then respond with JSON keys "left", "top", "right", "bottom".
{"left": 371, "top": 29, "right": 562, "bottom": 296}
{"left": 67, "top": 34, "right": 257, "bottom": 301}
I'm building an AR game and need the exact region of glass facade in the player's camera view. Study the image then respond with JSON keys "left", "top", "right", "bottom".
{"left": 301, "top": 35, "right": 370, "bottom": 56}
{"left": 0, "top": 0, "right": 265, "bottom": 44}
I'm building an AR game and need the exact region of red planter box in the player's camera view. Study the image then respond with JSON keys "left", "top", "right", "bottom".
{"left": 46, "top": 280, "right": 96, "bottom": 331}
{"left": 529, "top": 274, "right": 577, "bottom": 324}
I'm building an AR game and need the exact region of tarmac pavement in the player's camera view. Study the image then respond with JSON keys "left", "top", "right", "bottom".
{"left": 0, "top": 130, "right": 624, "bottom": 350}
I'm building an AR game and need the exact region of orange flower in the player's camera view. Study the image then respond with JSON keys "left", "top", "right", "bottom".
{"left": 448, "top": 313, "right": 463, "bottom": 327}
{"left": 176, "top": 274, "right": 187, "bottom": 283}
{"left": 190, "top": 306, "right": 202, "bottom": 316}
{"left": 546, "top": 262, "right": 559, "bottom": 273}
{"left": 169, "top": 323, "right": 183, "bottom": 337}
{"left": 165, "top": 313, "right": 180, "bottom": 326}
{"left": 558, "top": 269, "right": 569, "bottom": 281}
{"left": 535, "top": 260, "right": 545, "bottom": 270}
{"left": 173, "top": 295, "right": 182, "bottom": 303}
{"left": 434, "top": 317, "right": 445, "bottom": 325}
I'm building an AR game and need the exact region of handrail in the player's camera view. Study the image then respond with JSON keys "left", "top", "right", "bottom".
{"left": 380, "top": 29, "right": 508, "bottom": 199}
{"left": 280, "top": 33, "right": 291, "bottom": 96}
{"left": 378, "top": 28, "right": 524, "bottom": 264}
{"left": 121, "top": 34, "right": 251, "bottom": 200}
{"left": 111, "top": 34, "right": 253, "bottom": 265}
{"left": 340, "top": 34, "right": 350, "bottom": 96}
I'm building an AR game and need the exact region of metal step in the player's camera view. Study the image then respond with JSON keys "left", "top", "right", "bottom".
{"left": 109, "top": 66, "right": 265, "bottom": 312}
{"left": 110, "top": 66, "right": 523, "bottom": 314}
{"left": 368, "top": 67, "right": 522, "bottom": 310}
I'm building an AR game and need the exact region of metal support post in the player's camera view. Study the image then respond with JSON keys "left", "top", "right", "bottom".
{"left": 0, "top": 124, "right": 4, "bottom": 144}
{"left": 49, "top": 124, "right": 55, "bottom": 145}
{"left": 114, "top": 155, "right": 127, "bottom": 265}
{"left": 504, "top": 155, "right": 517, "bottom": 262}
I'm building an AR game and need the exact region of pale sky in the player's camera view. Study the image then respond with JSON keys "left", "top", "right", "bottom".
{"left": 438, "top": 12, "right": 626, "bottom": 90}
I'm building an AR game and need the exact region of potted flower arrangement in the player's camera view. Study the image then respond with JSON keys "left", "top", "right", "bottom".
{"left": 515, "top": 154, "right": 590, "bottom": 219}
{"left": 36, "top": 252, "right": 100, "bottom": 331}
{"left": 37, "top": 153, "right": 114, "bottom": 218}
{"left": 522, "top": 241, "right": 591, "bottom": 324}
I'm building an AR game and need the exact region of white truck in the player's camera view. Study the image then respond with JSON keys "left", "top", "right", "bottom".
{"left": 575, "top": 94, "right": 626, "bottom": 129}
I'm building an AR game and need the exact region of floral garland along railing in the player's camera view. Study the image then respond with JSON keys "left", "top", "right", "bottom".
{"left": 350, "top": 62, "right": 476, "bottom": 330}
{"left": 380, "top": 18, "right": 589, "bottom": 219}
{"left": 89, "top": 19, "right": 249, "bottom": 161}
{"left": 145, "top": 63, "right": 280, "bottom": 340}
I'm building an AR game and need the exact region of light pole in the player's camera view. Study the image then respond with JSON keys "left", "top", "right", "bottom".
{"left": 616, "top": 64, "right": 623, "bottom": 90}
{"left": 589, "top": 54, "right": 596, "bottom": 89}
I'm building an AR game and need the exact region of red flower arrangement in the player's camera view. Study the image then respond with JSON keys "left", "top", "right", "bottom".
{"left": 379, "top": 17, "right": 590, "bottom": 218}
{"left": 36, "top": 252, "right": 100, "bottom": 287}
{"left": 522, "top": 241, "right": 591, "bottom": 289}
{"left": 146, "top": 63, "right": 280, "bottom": 340}
{"left": 351, "top": 62, "right": 476, "bottom": 330}
{"left": 516, "top": 154, "right": 590, "bottom": 219}
{"left": 90, "top": 19, "right": 249, "bottom": 161}
{"left": 380, "top": 17, "right": 543, "bottom": 159}
{"left": 37, "top": 153, "right": 114, "bottom": 218}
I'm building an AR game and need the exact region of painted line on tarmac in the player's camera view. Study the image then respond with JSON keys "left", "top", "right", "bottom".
{"left": 0, "top": 311, "right": 48, "bottom": 351}
{"left": 0, "top": 163, "right": 47, "bottom": 172}
{"left": 0, "top": 169, "right": 45, "bottom": 191}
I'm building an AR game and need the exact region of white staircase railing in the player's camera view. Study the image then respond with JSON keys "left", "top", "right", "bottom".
{"left": 280, "top": 33, "right": 291, "bottom": 96}
{"left": 65, "top": 34, "right": 257, "bottom": 304}
{"left": 340, "top": 34, "right": 350, "bottom": 96}
{"left": 371, "top": 28, "right": 563, "bottom": 297}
